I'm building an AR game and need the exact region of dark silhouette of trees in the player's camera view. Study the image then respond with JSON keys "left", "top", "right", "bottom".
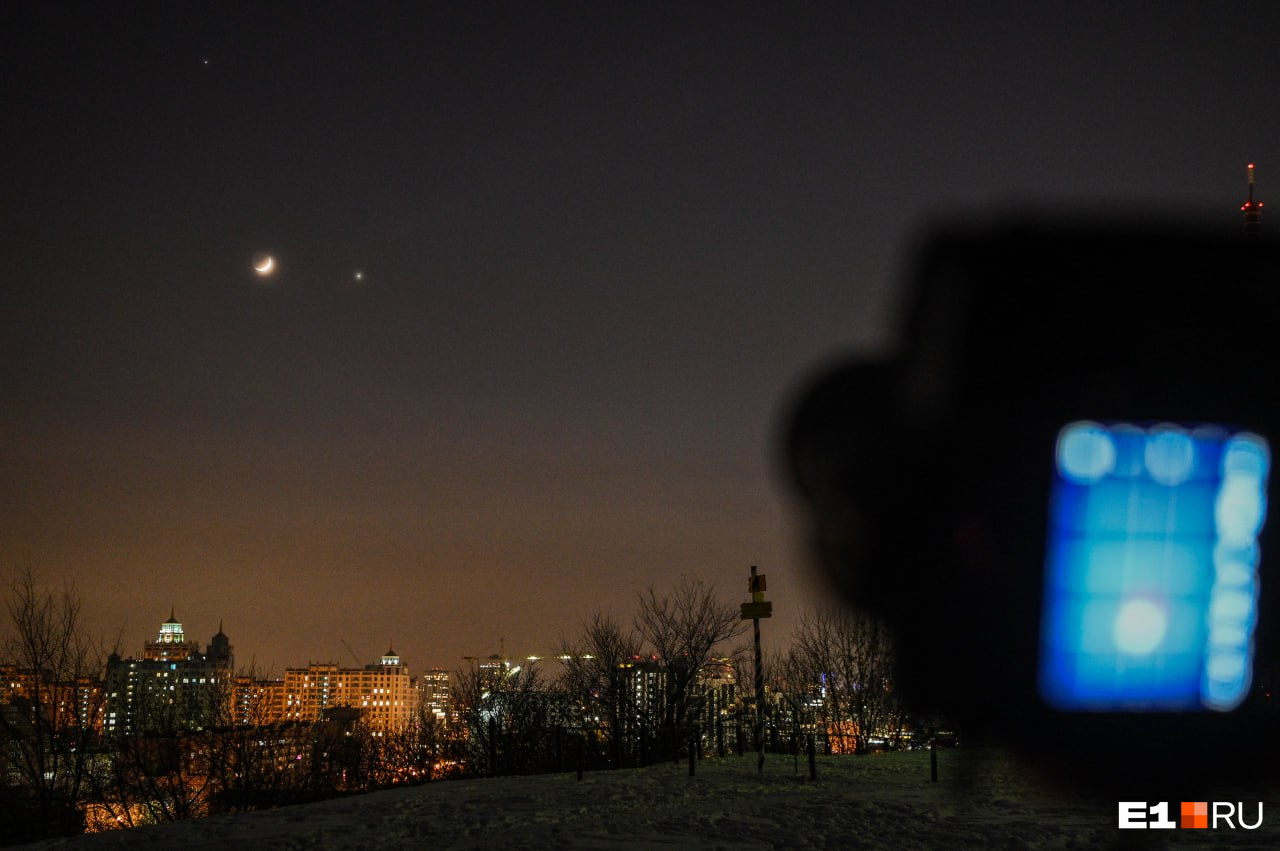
{"left": 0, "top": 568, "right": 107, "bottom": 841}
{"left": 560, "top": 612, "right": 643, "bottom": 766}
{"left": 89, "top": 665, "right": 228, "bottom": 826}
{"left": 634, "top": 577, "right": 745, "bottom": 751}
{"left": 366, "top": 704, "right": 452, "bottom": 786}
{"left": 200, "top": 669, "right": 316, "bottom": 814}
{"left": 452, "top": 660, "right": 558, "bottom": 776}
{"left": 104, "top": 731, "right": 217, "bottom": 824}
{"left": 790, "top": 606, "right": 898, "bottom": 754}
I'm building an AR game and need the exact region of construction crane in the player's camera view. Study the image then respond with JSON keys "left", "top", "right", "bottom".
{"left": 462, "top": 637, "right": 507, "bottom": 666}
{"left": 339, "top": 639, "right": 366, "bottom": 668}
{"left": 461, "top": 638, "right": 594, "bottom": 669}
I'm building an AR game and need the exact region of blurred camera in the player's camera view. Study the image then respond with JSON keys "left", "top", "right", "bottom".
{"left": 784, "top": 218, "right": 1280, "bottom": 790}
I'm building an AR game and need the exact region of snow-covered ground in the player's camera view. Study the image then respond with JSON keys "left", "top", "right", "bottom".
{"left": 23, "top": 750, "right": 1280, "bottom": 849}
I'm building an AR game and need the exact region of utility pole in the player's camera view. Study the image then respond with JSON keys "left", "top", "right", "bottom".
{"left": 741, "top": 565, "right": 772, "bottom": 775}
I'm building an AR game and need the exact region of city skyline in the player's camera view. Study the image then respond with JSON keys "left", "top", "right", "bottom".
{"left": 110, "top": 606, "right": 485, "bottom": 674}
{"left": 94, "top": 604, "right": 735, "bottom": 678}
{"left": 5, "top": 4, "right": 1280, "bottom": 675}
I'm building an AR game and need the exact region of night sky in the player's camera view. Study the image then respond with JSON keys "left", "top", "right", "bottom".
{"left": 5, "top": 2, "right": 1280, "bottom": 675}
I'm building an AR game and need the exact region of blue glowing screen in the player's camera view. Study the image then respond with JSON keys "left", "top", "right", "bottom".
{"left": 1039, "top": 422, "right": 1269, "bottom": 712}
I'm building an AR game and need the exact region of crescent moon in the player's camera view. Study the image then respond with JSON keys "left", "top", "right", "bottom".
{"left": 253, "top": 255, "right": 275, "bottom": 275}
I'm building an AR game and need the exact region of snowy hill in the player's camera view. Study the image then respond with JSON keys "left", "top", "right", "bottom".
{"left": 21, "top": 750, "right": 1280, "bottom": 849}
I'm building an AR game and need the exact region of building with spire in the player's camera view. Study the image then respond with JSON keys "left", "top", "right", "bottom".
{"left": 104, "top": 611, "right": 236, "bottom": 737}
{"left": 142, "top": 608, "right": 202, "bottom": 662}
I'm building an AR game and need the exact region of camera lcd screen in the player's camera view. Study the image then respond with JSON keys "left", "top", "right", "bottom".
{"left": 1039, "top": 422, "right": 1269, "bottom": 712}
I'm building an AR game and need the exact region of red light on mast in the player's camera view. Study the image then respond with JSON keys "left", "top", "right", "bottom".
{"left": 1244, "top": 163, "right": 1262, "bottom": 235}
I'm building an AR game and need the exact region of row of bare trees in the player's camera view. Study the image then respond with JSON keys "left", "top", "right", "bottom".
{"left": 441, "top": 578, "right": 749, "bottom": 777}
{"left": 772, "top": 606, "right": 902, "bottom": 754}
{"left": 556, "top": 577, "right": 747, "bottom": 768}
{"left": 73, "top": 702, "right": 458, "bottom": 832}
{"left": 554, "top": 579, "right": 906, "bottom": 766}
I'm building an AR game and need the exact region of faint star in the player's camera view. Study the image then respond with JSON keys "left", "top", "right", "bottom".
{"left": 353, "top": 270, "right": 364, "bottom": 282}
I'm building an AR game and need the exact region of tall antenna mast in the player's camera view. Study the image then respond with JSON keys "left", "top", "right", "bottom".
{"left": 1243, "top": 163, "right": 1263, "bottom": 235}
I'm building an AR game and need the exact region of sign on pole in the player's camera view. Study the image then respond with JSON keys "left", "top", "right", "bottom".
{"left": 746, "top": 565, "right": 770, "bottom": 775}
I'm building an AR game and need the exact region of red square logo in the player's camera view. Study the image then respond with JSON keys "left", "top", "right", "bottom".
{"left": 1181, "top": 801, "right": 1208, "bottom": 829}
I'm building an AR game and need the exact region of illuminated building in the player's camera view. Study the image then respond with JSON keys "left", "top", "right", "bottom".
{"left": 0, "top": 664, "right": 104, "bottom": 734}
{"left": 697, "top": 657, "right": 738, "bottom": 730}
{"left": 419, "top": 667, "right": 452, "bottom": 724}
{"left": 282, "top": 647, "right": 421, "bottom": 733}
{"left": 465, "top": 654, "right": 508, "bottom": 689}
{"left": 104, "top": 612, "right": 236, "bottom": 737}
{"left": 232, "top": 674, "right": 286, "bottom": 725}
{"left": 143, "top": 608, "right": 203, "bottom": 662}
{"left": 623, "top": 658, "right": 668, "bottom": 728}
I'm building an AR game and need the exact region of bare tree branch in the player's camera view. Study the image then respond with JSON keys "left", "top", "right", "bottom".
{"left": 634, "top": 577, "right": 744, "bottom": 735}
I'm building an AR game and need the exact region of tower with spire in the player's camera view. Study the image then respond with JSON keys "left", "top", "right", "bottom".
{"left": 143, "top": 607, "right": 201, "bottom": 661}
{"left": 209, "top": 620, "right": 233, "bottom": 667}
{"left": 106, "top": 611, "right": 238, "bottom": 737}
{"left": 1242, "top": 163, "right": 1263, "bottom": 235}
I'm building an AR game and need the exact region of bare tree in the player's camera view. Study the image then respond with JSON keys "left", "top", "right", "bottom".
{"left": 92, "top": 680, "right": 218, "bottom": 825}
{"left": 634, "top": 577, "right": 745, "bottom": 746}
{"left": 373, "top": 703, "right": 450, "bottom": 786}
{"left": 0, "top": 567, "right": 108, "bottom": 840}
{"left": 199, "top": 667, "right": 317, "bottom": 814}
{"left": 791, "top": 605, "right": 897, "bottom": 754}
{"left": 451, "top": 661, "right": 557, "bottom": 776}
{"left": 559, "top": 612, "right": 644, "bottom": 766}
{"left": 84, "top": 664, "right": 315, "bottom": 827}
